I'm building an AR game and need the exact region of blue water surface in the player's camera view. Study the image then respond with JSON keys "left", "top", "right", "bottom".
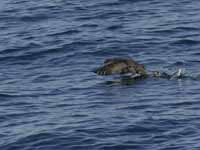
{"left": 1, "top": 0, "right": 200, "bottom": 149}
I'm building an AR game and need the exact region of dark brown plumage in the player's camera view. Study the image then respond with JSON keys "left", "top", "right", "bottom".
{"left": 94, "top": 58, "right": 147, "bottom": 76}
{"left": 94, "top": 58, "right": 185, "bottom": 80}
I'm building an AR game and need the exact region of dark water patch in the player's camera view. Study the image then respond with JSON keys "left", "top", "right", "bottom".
{"left": 148, "top": 29, "right": 180, "bottom": 35}
{"left": 168, "top": 100, "right": 200, "bottom": 109}
{"left": 165, "top": 61, "right": 187, "bottom": 70}
{"left": 0, "top": 54, "right": 44, "bottom": 65}
{"left": 0, "top": 93, "right": 21, "bottom": 98}
{"left": 118, "top": 104, "right": 154, "bottom": 110}
{"left": 19, "top": 14, "right": 53, "bottom": 22}
{"left": 32, "top": 75, "right": 53, "bottom": 83}
{"left": 172, "top": 61, "right": 185, "bottom": 66}
{"left": 190, "top": 52, "right": 200, "bottom": 56}
{"left": 0, "top": 15, "right": 18, "bottom": 22}
{"left": 174, "top": 26, "right": 199, "bottom": 31}
{"left": 0, "top": 45, "right": 67, "bottom": 64}
{"left": 0, "top": 42, "right": 41, "bottom": 55}
{"left": 2, "top": 132, "right": 59, "bottom": 150}
{"left": 170, "top": 39, "right": 199, "bottom": 46}
{"left": 76, "top": 11, "right": 125, "bottom": 20}
{"left": 91, "top": 1, "right": 123, "bottom": 8}
{"left": 118, "top": 0, "right": 151, "bottom": 4}
{"left": 3, "top": 111, "right": 48, "bottom": 120}
{"left": 80, "top": 23, "right": 99, "bottom": 28}
{"left": 142, "top": 40, "right": 168, "bottom": 46}
{"left": 145, "top": 58, "right": 166, "bottom": 66}
{"left": 27, "top": 5, "right": 60, "bottom": 12}
{"left": 0, "top": 100, "right": 33, "bottom": 107}
{"left": 64, "top": 40, "right": 98, "bottom": 48}
{"left": 74, "top": 6, "right": 88, "bottom": 11}
{"left": 175, "top": 33, "right": 200, "bottom": 39}
{"left": 106, "top": 24, "right": 123, "bottom": 31}
{"left": 48, "top": 29, "right": 81, "bottom": 37}
{"left": 0, "top": 91, "right": 51, "bottom": 99}
{"left": 1, "top": 8, "right": 20, "bottom": 14}
{"left": 52, "top": 103, "right": 87, "bottom": 112}
{"left": 122, "top": 124, "right": 165, "bottom": 134}
{"left": 188, "top": 75, "right": 200, "bottom": 81}
{"left": 7, "top": 0, "right": 27, "bottom": 5}
{"left": 99, "top": 144, "right": 144, "bottom": 150}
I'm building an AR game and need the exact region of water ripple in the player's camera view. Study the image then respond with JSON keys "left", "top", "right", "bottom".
{"left": 1, "top": 0, "right": 200, "bottom": 150}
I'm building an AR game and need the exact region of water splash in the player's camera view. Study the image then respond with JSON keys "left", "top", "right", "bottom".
{"left": 170, "top": 68, "right": 186, "bottom": 80}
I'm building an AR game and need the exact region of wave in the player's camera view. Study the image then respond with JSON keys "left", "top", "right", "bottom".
{"left": 106, "top": 25, "right": 124, "bottom": 31}
{"left": 170, "top": 39, "right": 199, "bottom": 46}
{"left": 47, "top": 29, "right": 80, "bottom": 37}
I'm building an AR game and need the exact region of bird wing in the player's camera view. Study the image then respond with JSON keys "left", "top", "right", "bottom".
{"left": 95, "top": 61, "right": 136, "bottom": 75}
{"left": 104, "top": 58, "right": 124, "bottom": 65}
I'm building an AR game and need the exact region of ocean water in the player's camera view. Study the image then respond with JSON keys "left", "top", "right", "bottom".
{"left": 1, "top": 0, "right": 200, "bottom": 149}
